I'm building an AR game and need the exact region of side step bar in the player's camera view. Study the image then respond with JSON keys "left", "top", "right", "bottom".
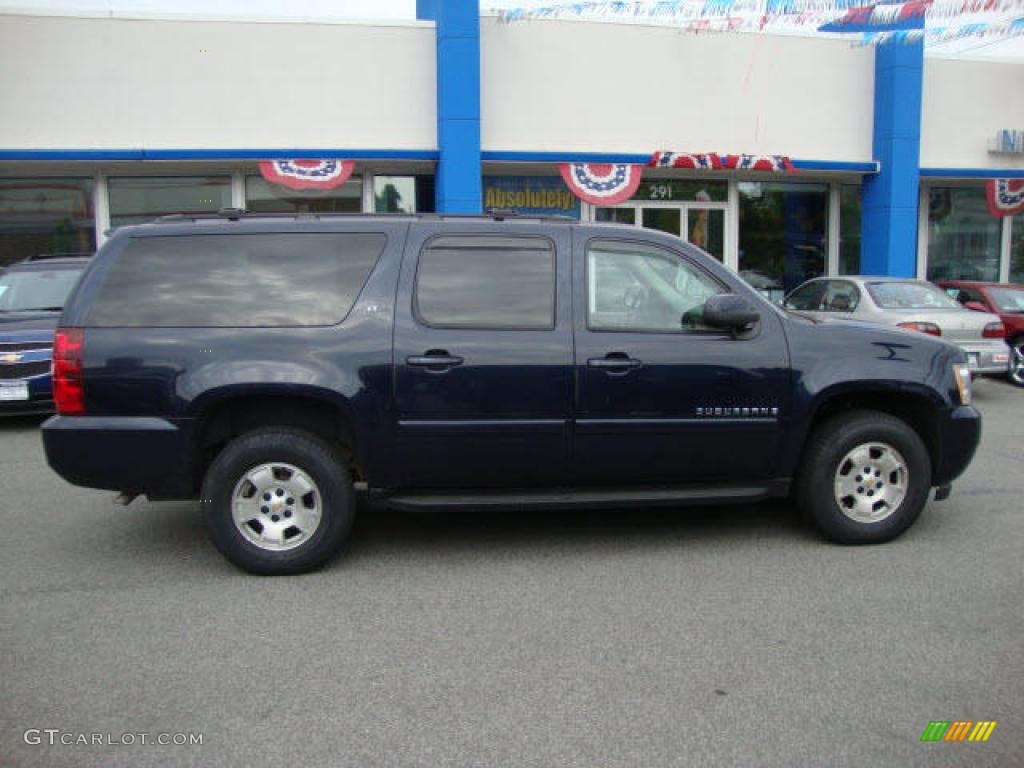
{"left": 382, "top": 483, "right": 787, "bottom": 512}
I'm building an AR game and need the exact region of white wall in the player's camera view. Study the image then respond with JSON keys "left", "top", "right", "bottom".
{"left": 481, "top": 19, "right": 875, "bottom": 161}
{"left": 921, "top": 58, "right": 1024, "bottom": 170}
{"left": 0, "top": 14, "right": 436, "bottom": 150}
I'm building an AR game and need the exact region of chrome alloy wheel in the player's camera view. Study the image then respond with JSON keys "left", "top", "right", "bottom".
{"left": 231, "top": 463, "right": 322, "bottom": 551}
{"left": 833, "top": 442, "right": 909, "bottom": 524}
{"left": 1010, "top": 340, "right": 1024, "bottom": 387}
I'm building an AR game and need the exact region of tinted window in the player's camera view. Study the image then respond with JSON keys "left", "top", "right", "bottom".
{"left": 88, "top": 233, "right": 385, "bottom": 327}
{"left": 586, "top": 240, "right": 722, "bottom": 332}
{"left": 415, "top": 236, "right": 555, "bottom": 329}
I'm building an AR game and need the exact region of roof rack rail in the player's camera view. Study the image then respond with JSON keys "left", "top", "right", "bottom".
{"left": 148, "top": 210, "right": 578, "bottom": 224}
{"left": 20, "top": 252, "right": 94, "bottom": 262}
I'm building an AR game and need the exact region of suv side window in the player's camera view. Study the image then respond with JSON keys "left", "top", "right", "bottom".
{"left": 88, "top": 233, "right": 385, "bottom": 327}
{"left": 414, "top": 235, "right": 555, "bottom": 330}
{"left": 586, "top": 239, "right": 723, "bottom": 333}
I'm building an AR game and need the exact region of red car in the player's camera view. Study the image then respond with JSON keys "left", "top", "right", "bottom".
{"left": 939, "top": 281, "right": 1024, "bottom": 387}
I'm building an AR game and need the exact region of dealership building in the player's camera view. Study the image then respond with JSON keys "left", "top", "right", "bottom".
{"left": 0, "top": 2, "right": 1022, "bottom": 291}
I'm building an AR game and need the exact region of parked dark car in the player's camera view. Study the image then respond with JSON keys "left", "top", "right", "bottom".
{"left": 0, "top": 255, "right": 91, "bottom": 414}
{"left": 939, "top": 280, "right": 1024, "bottom": 387}
{"left": 43, "top": 213, "right": 981, "bottom": 574}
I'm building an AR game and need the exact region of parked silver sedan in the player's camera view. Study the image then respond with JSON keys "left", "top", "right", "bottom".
{"left": 784, "top": 276, "right": 1011, "bottom": 375}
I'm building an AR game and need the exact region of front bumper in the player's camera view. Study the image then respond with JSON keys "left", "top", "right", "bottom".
{"left": 42, "top": 415, "right": 196, "bottom": 497}
{"left": 0, "top": 374, "right": 54, "bottom": 414}
{"left": 932, "top": 404, "right": 982, "bottom": 488}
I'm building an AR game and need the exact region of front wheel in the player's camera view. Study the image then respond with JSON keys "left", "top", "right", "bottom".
{"left": 201, "top": 428, "right": 355, "bottom": 575}
{"left": 1009, "top": 337, "right": 1024, "bottom": 388}
{"left": 797, "top": 411, "right": 932, "bottom": 545}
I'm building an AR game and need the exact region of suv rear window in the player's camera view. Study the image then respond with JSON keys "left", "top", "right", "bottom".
{"left": 88, "top": 233, "right": 385, "bottom": 327}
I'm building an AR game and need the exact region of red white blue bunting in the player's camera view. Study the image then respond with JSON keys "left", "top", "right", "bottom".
{"left": 559, "top": 163, "right": 644, "bottom": 205}
{"left": 258, "top": 159, "right": 355, "bottom": 191}
{"left": 650, "top": 152, "right": 795, "bottom": 173}
{"left": 986, "top": 178, "right": 1024, "bottom": 217}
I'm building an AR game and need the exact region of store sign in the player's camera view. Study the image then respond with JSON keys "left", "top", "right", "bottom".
{"left": 483, "top": 176, "right": 579, "bottom": 218}
{"left": 989, "top": 129, "right": 1024, "bottom": 155}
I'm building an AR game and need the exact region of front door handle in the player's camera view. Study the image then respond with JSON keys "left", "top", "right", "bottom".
{"left": 406, "top": 351, "right": 464, "bottom": 370}
{"left": 587, "top": 353, "right": 642, "bottom": 372}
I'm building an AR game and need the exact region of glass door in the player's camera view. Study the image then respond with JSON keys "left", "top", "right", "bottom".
{"left": 641, "top": 207, "right": 681, "bottom": 237}
{"left": 685, "top": 206, "right": 724, "bottom": 261}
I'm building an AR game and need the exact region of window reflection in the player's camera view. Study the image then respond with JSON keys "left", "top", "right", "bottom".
{"left": 738, "top": 182, "right": 828, "bottom": 295}
{"left": 0, "top": 177, "right": 95, "bottom": 266}
{"left": 245, "top": 176, "right": 361, "bottom": 213}
{"left": 108, "top": 176, "right": 231, "bottom": 228}
{"left": 926, "top": 187, "right": 1002, "bottom": 282}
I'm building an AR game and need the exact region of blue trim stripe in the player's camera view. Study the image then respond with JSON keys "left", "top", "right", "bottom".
{"left": 0, "top": 148, "right": 440, "bottom": 161}
{"left": 921, "top": 168, "right": 1024, "bottom": 179}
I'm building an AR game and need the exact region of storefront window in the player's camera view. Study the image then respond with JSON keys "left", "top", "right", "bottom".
{"left": 108, "top": 176, "right": 231, "bottom": 228}
{"left": 839, "top": 185, "right": 861, "bottom": 275}
{"left": 595, "top": 208, "right": 636, "bottom": 225}
{"left": 374, "top": 176, "right": 435, "bottom": 213}
{"left": 245, "top": 176, "right": 361, "bottom": 213}
{"left": 0, "top": 177, "right": 95, "bottom": 267}
{"left": 738, "top": 182, "right": 828, "bottom": 294}
{"left": 482, "top": 176, "right": 578, "bottom": 218}
{"left": 1011, "top": 213, "right": 1023, "bottom": 284}
{"left": 926, "top": 187, "right": 1002, "bottom": 282}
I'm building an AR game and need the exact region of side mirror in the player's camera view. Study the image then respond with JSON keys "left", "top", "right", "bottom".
{"left": 963, "top": 300, "right": 987, "bottom": 312}
{"left": 702, "top": 293, "right": 760, "bottom": 333}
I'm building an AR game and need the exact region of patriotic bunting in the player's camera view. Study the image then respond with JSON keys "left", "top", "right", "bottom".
{"left": 650, "top": 152, "right": 795, "bottom": 173}
{"left": 258, "top": 160, "right": 356, "bottom": 191}
{"left": 559, "top": 163, "right": 644, "bottom": 205}
{"left": 494, "top": 0, "right": 1024, "bottom": 47}
{"left": 986, "top": 178, "right": 1024, "bottom": 217}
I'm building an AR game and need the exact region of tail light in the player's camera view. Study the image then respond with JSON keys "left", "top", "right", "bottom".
{"left": 898, "top": 321, "right": 942, "bottom": 337}
{"left": 983, "top": 322, "right": 1006, "bottom": 339}
{"left": 52, "top": 327, "right": 85, "bottom": 415}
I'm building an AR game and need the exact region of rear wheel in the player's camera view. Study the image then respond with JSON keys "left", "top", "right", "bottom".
{"left": 201, "top": 428, "right": 354, "bottom": 575}
{"left": 797, "top": 410, "right": 931, "bottom": 544}
{"left": 1009, "top": 337, "right": 1024, "bottom": 387}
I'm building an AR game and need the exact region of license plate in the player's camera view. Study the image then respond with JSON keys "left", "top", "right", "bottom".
{"left": 967, "top": 353, "right": 980, "bottom": 370}
{"left": 0, "top": 381, "right": 29, "bottom": 401}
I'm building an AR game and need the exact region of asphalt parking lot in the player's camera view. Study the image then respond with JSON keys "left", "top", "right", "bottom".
{"left": 1, "top": 381, "right": 1021, "bottom": 768}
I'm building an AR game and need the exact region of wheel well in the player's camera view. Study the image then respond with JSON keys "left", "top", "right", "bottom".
{"left": 806, "top": 392, "right": 941, "bottom": 481}
{"left": 192, "top": 395, "right": 360, "bottom": 491}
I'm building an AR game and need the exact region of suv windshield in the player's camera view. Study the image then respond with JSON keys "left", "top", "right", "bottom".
{"left": 866, "top": 281, "right": 960, "bottom": 310}
{"left": 987, "top": 287, "right": 1024, "bottom": 313}
{"left": 0, "top": 268, "right": 84, "bottom": 313}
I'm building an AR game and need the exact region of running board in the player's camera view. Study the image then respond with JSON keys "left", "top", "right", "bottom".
{"left": 382, "top": 483, "right": 786, "bottom": 512}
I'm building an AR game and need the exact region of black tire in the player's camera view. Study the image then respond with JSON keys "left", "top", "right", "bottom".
{"left": 201, "top": 428, "right": 355, "bottom": 575}
{"left": 1009, "top": 337, "right": 1024, "bottom": 388}
{"left": 796, "top": 410, "right": 931, "bottom": 545}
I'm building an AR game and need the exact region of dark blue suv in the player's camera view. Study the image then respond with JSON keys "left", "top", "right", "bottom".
{"left": 0, "top": 255, "right": 90, "bottom": 414}
{"left": 42, "top": 213, "right": 981, "bottom": 574}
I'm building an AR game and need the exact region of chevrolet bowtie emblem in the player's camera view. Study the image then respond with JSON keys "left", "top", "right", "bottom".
{"left": 0, "top": 352, "right": 24, "bottom": 363}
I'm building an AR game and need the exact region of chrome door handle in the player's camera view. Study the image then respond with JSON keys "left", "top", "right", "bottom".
{"left": 406, "top": 353, "right": 464, "bottom": 368}
{"left": 587, "top": 355, "right": 642, "bottom": 371}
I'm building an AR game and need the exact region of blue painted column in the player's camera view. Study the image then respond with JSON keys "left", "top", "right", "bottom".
{"left": 418, "top": 0, "right": 482, "bottom": 213}
{"left": 860, "top": 33, "right": 924, "bottom": 276}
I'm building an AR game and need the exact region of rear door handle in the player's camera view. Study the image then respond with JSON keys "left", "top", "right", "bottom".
{"left": 587, "top": 354, "right": 642, "bottom": 372}
{"left": 406, "top": 351, "right": 464, "bottom": 369}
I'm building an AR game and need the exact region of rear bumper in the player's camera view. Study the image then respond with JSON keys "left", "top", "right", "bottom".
{"left": 42, "top": 415, "right": 195, "bottom": 497}
{"left": 957, "top": 340, "right": 1011, "bottom": 375}
{"left": 933, "top": 405, "right": 982, "bottom": 488}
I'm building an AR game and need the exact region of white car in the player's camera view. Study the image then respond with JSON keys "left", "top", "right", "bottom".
{"left": 784, "top": 276, "right": 1011, "bottom": 375}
